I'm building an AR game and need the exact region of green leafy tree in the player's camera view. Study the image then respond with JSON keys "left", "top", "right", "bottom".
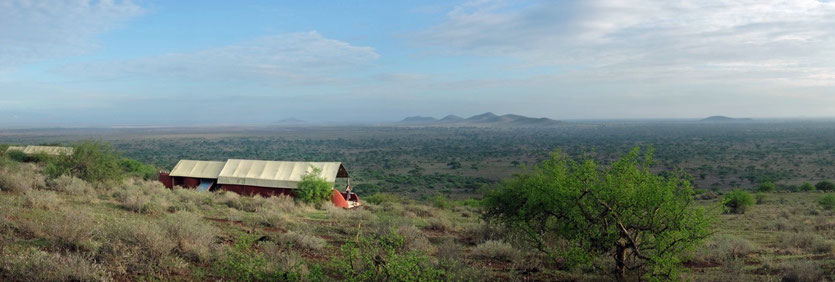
{"left": 44, "top": 141, "right": 124, "bottom": 183}
{"left": 756, "top": 181, "right": 776, "bottom": 193}
{"left": 816, "top": 181, "right": 835, "bottom": 192}
{"left": 818, "top": 194, "right": 835, "bottom": 211}
{"left": 295, "top": 167, "right": 333, "bottom": 205}
{"left": 800, "top": 182, "right": 816, "bottom": 192}
{"left": 483, "top": 147, "right": 715, "bottom": 280}
{"left": 722, "top": 189, "right": 754, "bottom": 214}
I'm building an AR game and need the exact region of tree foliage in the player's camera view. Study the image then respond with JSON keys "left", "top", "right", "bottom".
{"left": 44, "top": 141, "right": 125, "bottom": 183}
{"left": 483, "top": 147, "right": 715, "bottom": 280}
{"left": 722, "top": 190, "right": 754, "bottom": 214}
{"left": 295, "top": 167, "right": 333, "bottom": 205}
{"left": 815, "top": 181, "right": 835, "bottom": 192}
{"left": 756, "top": 181, "right": 776, "bottom": 193}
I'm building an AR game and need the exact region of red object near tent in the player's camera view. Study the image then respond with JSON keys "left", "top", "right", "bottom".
{"left": 331, "top": 189, "right": 362, "bottom": 209}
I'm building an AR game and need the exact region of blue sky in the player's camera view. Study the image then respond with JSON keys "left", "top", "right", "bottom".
{"left": 2, "top": 0, "right": 835, "bottom": 126}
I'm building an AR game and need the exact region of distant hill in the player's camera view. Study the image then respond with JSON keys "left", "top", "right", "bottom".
{"left": 400, "top": 116, "right": 439, "bottom": 124}
{"left": 701, "top": 116, "right": 753, "bottom": 122}
{"left": 439, "top": 115, "right": 464, "bottom": 123}
{"left": 398, "top": 112, "right": 560, "bottom": 127}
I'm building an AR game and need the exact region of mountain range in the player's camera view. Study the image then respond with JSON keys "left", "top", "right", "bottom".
{"left": 700, "top": 116, "right": 753, "bottom": 122}
{"left": 398, "top": 112, "right": 560, "bottom": 127}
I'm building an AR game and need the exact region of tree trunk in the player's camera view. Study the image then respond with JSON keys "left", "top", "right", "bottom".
{"left": 615, "top": 243, "right": 627, "bottom": 281}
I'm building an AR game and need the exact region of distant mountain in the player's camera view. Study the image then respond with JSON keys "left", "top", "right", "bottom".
{"left": 701, "top": 116, "right": 753, "bottom": 122}
{"left": 397, "top": 112, "right": 560, "bottom": 127}
{"left": 466, "top": 112, "right": 500, "bottom": 122}
{"left": 439, "top": 115, "right": 464, "bottom": 123}
{"left": 400, "top": 116, "right": 438, "bottom": 124}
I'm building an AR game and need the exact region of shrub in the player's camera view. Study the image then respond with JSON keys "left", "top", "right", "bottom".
{"left": 816, "top": 181, "right": 835, "bottom": 192}
{"left": 0, "top": 246, "right": 111, "bottom": 281}
{"left": 100, "top": 219, "right": 176, "bottom": 275}
{"left": 46, "top": 175, "right": 93, "bottom": 195}
{"left": 43, "top": 208, "right": 101, "bottom": 253}
{"left": 723, "top": 189, "right": 755, "bottom": 214}
{"left": 754, "top": 193, "right": 767, "bottom": 204}
{"left": 756, "top": 181, "right": 776, "bottom": 193}
{"left": 800, "top": 182, "right": 816, "bottom": 192}
{"left": 396, "top": 225, "right": 436, "bottom": 254}
{"left": 6, "top": 149, "right": 27, "bottom": 162}
{"left": 332, "top": 231, "right": 451, "bottom": 281}
{"left": 44, "top": 141, "right": 124, "bottom": 183}
{"left": 294, "top": 167, "right": 332, "bottom": 205}
{"left": 160, "top": 212, "right": 220, "bottom": 262}
{"left": 429, "top": 194, "right": 451, "bottom": 209}
{"left": 778, "top": 260, "right": 824, "bottom": 282}
{"left": 278, "top": 231, "right": 326, "bottom": 251}
{"left": 220, "top": 234, "right": 304, "bottom": 281}
{"left": 818, "top": 194, "right": 835, "bottom": 211}
{"left": 471, "top": 240, "right": 522, "bottom": 262}
{"left": 688, "top": 234, "right": 757, "bottom": 264}
{"left": 120, "top": 158, "right": 158, "bottom": 180}
{"left": 23, "top": 190, "right": 63, "bottom": 210}
{"left": 424, "top": 218, "right": 454, "bottom": 233}
{"left": 0, "top": 165, "right": 45, "bottom": 193}
{"left": 778, "top": 233, "right": 833, "bottom": 254}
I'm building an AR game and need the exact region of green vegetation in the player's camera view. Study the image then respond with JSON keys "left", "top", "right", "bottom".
{"left": 295, "top": 167, "right": 333, "bottom": 205}
{"left": 756, "top": 181, "right": 776, "bottom": 193}
{"left": 484, "top": 147, "right": 715, "bottom": 279}
{"left": 816, "top": 180, "right": 835, "bottom": 192}
{"left": 818, "top": 194, "right": 835, "bottom": 210}
{"left": 800, "top": 182, "right": 816, "bottom": 191}
{"left": 723, "top": 189, "right": 755, "bottom": 214}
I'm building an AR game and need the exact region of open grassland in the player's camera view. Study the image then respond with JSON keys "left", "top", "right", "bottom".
{"left": 2, "top": 158, "right": 835, "bottom": 281}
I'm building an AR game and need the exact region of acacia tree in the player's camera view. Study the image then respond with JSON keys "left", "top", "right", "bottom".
{"left": 483, "top": 147, "right": 715, "bottom": 280}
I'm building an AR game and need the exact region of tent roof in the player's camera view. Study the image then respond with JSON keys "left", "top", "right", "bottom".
{"left": 217, "top": 159, "right": 349, "bottom": 189}
{"left": 169, "top": 160, "right": 226, "bottom": 179}
{"left": 6, "top": 145, "right": 74, "bottom": 156}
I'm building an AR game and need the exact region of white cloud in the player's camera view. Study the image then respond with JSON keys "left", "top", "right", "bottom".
{"left": 416, "top": 0, "right": 835, "bottom": 87}
{"left": 56, "top": 31, "right": 380, "bottom": 84}
{"left": 0, "top": 0, "right": 143, "bottom": 71}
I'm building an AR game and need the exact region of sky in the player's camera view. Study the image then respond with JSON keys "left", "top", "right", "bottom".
{"left": 2, "top": 0, "right": 835, "bottom": 126}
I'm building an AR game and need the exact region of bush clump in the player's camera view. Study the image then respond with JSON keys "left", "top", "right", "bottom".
{"left": 723, "top": 189, "right": 755, "bottom": 214}
{"left": 756, "top": 181, "right": 776, "bottom": 193}
{"left": 295, "top": 167, "right": 333, "bottom": 205}
{"left": 471, "top": 240, "right": 522, "bottom": 262}
{"left": 44, "top": 141, "right": 125, "bottom": 183}
{"left": 818, "top": 194, "right": 835, "bottom": 211}
{"left": 816, "top": 181, "right": 835, "bottom": 192}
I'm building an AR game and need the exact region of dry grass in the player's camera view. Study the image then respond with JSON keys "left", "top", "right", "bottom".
{"left": 688, "top": 234, "right": 758, "bottom": 264}
{"left": 46, "top": 175, "right": 93, "bottom": 195}
{"left": 0, "top": 246, "right": 111, "bottom": 282}
{"left": 278, "top": 231, "right": 326, "bottom": 251}
{"left": 396, "top": 224, "right": 436, "bottom": 254}
{"left": 159, "top": 211, "right": 220, "bottom": 262}
{"left": 0, "top": 164, "right": 45, "bottom": 193}
{"left": 22, "top": 189, "right": 63, "bottom": 210}
{"left": 471, "top": 240, "right": 522, "bottom": 262}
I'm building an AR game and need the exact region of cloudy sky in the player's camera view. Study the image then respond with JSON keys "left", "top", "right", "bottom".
{"left": 2, "top": 0, "right": 835, "bottom": 126}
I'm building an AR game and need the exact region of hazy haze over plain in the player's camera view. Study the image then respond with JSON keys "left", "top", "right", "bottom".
{"left": 2, "top": 0, "right": 835, "bottom": 126}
